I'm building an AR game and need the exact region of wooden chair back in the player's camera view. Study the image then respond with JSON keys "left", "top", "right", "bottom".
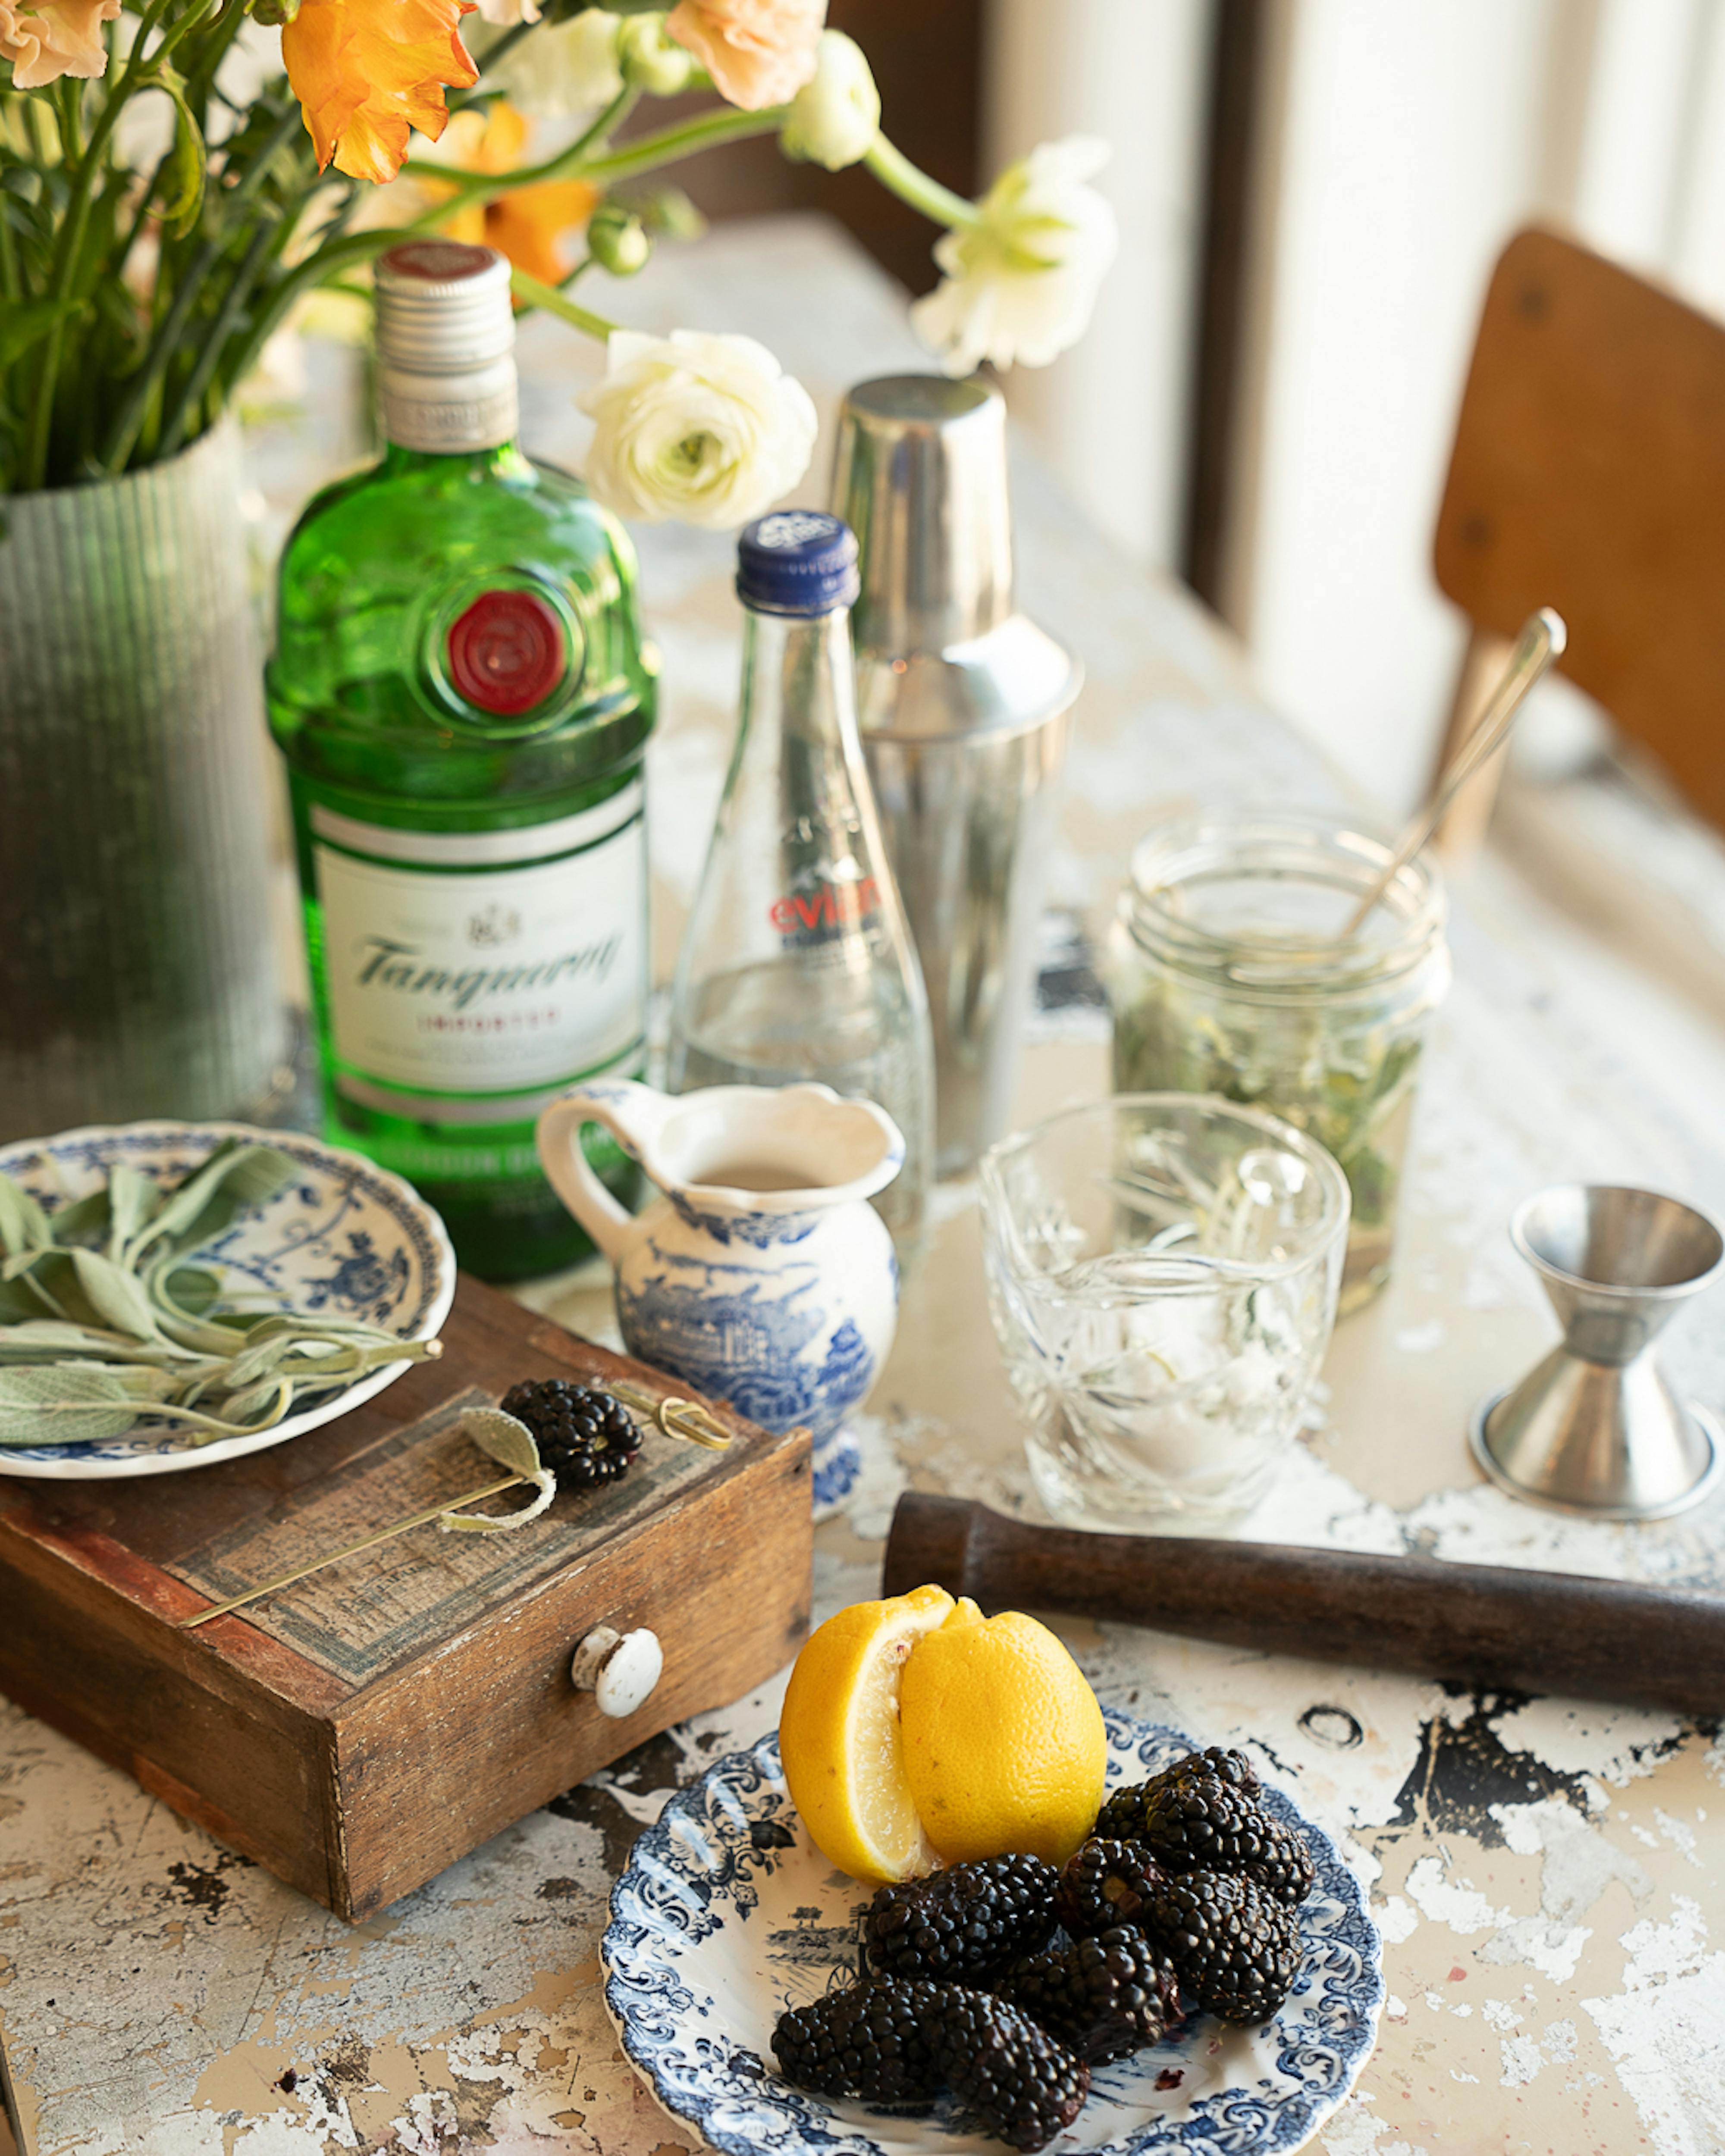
{"left": 1432, "top": 226, "right": 1725, "bottom": 842}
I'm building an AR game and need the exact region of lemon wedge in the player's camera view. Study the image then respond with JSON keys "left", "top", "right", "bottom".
{"left": 779, "top": 1584, "right": 954, "bottom": 1884}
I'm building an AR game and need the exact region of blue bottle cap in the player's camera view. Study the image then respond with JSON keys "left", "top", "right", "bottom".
{"left": 736, "top": 511, "right": 860, "bottom": 616}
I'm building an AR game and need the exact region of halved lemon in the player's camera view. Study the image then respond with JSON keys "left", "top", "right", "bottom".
{"left": 898, "top": 1596, "right": 1107, "bottom": 1866}
{"left": 778, "top": 1584, "right": 954, "bottom": 1884}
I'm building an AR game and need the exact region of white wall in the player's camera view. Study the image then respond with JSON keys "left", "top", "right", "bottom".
{"left": 988, "top": 0, "right": 1725, "bottom": 816}
{"left": 1222, "top": 0, "right": 1565, "bottom": 815}
{"left": 983, "top": 0, "right": 1214, "bottom": 569}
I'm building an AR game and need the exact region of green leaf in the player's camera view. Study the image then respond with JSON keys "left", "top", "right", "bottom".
{"left": 0, "top": 1275, "right": 57, "bottom": 1325}
{"left": 161, "top": 1264, "right": 220, "bottom": 1316}
{"left": 0, "top": 1366, "right": 140, "bottom": 1447}
{"left": 219, "top": 1376, "right": 293, "bottom": 1426}
{"left": 105, "top": 1163, "right": 163, "bottom": 1263}
{"left": 4, "top": 1249, "right": 111, "bottom": 1329}
{"left": 68, "top": 1248, "right": 163, "bottom": 1342}
{"left": 47, "top": 1187, "right": 113, "bottom": 1244}
{"left": 0, "top": 298, "right": 84, "bottom": 373}
{"left": 439, "top": 1407, "right": 556, "bottom": 1532}
{"left": 157, "top": 68, "right": 209, "bottom": 241}
{"left": 132, "top": 1141, "right": 298, "bottom": 1264}
{"left": 0, "top": 1175, "right": 52, "bottom": 1259}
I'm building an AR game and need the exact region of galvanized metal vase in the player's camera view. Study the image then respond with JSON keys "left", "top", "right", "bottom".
{"left": 0, "top": 420, "right": 285, "bottom": 1141}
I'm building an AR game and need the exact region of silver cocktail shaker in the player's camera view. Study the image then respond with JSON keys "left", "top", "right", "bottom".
{"left": 832, "top": 376, "right": 1080, "bottom": 1177}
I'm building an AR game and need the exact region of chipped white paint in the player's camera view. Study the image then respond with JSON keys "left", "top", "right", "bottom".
{"left": 1404, "top": 1854, "right": 1508, "bottom": 1935}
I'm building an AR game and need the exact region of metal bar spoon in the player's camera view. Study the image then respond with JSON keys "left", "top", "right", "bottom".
{"left": 1336, "top": 606, "right": 1568, "bottom": 940}
{"left": 174, "top": 1381, "right": 731, "bottom": 1631}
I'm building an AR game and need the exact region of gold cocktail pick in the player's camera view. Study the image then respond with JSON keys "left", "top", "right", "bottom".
{"left": 174, "top": 1381, "right": 731, "bottom": 1631}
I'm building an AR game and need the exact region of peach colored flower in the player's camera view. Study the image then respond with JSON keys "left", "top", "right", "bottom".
{"left": 0, "top": 0, "right": 118, "bottom": 88}
{"left": 282, "top": 0, "right": 480, "bottom": 184}
{"left": 665, "top": 0, "right": 822, "bottom": 110}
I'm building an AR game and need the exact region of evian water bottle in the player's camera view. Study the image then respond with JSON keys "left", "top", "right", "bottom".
{"left": 665, "top": 511, "right": 935, "bottom": 1249}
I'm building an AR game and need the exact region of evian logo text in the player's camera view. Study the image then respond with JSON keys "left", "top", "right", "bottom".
{"left": 354, "top": 933, "right": 622, "bottom": 1010}
{"left": 768, "top": 877, "right": 880, "bottom": 936}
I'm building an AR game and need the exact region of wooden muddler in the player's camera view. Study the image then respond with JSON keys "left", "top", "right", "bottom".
{"left": 882, "top": 1493, "right": 1725, "bottom": 1717}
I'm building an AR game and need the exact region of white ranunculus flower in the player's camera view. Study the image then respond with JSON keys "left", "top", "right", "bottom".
{"left": 579, "top": 329, "right": 819, "bottom": 529}
{"left": 781, "top": 28, "right": 878, "bottom": 170}
{"left": 474, "top": 0, "right": 538, "bottom": 25}
{"left": 489, "top": 6, "right": 622, "bottom": 115}
{"left": 910, "top": 136, "right": 1117, "bottom": 376}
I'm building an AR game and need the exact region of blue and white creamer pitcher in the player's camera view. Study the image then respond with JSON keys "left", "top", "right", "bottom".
{"left": 536, "top": 1080, "right": 902, "bottom": 1460}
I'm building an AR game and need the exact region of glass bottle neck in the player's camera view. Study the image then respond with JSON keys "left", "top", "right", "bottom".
{"left": 739, "top": 606, "right": 860, "bottom": 751}
{"left": 379, "top": 438, "right": 527, "bottom": 478}
{"left": 378, "top": 354, "right": 520, "bottom": 459}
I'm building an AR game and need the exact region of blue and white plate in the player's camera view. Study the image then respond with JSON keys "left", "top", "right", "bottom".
{"left": 604, "top": 1708, "right": 1383, "bottom": 2156}
{"left": 0, "top": 1121, "right": 456, "bottom": 1480}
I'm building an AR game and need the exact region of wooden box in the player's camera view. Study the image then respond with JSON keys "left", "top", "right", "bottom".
{"left": 0, "top": 1276, "right": 812, "bottom": 1916}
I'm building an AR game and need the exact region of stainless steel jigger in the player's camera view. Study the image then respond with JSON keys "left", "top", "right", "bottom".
{"left": 1469, "top": 1184, "right": 1725, "bottom": 1519}
{"left": 833, "top": 376, "right": 1080, "bottom": 1178}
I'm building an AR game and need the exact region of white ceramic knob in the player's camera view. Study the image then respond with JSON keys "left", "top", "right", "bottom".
{"left": 570, "top": 1625, "right": 664, "bottom": 1718}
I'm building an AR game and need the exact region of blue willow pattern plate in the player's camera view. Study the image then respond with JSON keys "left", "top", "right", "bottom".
{"left": 0, "top": 1121, "right": 456, "bottom": 1481}
{"left": 603, "top": 1708, "right": 1383, "bottom": 2156}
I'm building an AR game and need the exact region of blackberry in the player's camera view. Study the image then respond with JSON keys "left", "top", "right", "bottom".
{"left": 928, "top": 1988, "right": 1089, "bottom": 2152}
{"left": 772, "top": 1981, "right": 942, "bottom": 2102}
{"left": 1092, "top": 1783, "right": 1151, "bottom": 1842}
{"left": 499, "top": 1378, "right": 642, "bottom": 1490}
{"left": 1095, "top": 1748, "right": 1260, "bottom": 1843}
{"left": 1140, "top": 1764, "right": 1313, "bottom": 1906}
{"left": 1054, "top": 1838, "right": 1167, "bottom": 1937}
{"left": 1147, "top": 1871, "right": 1302, "bottom": 2024}
{"left": 1000, "top": 1926, "right": 1183, "bottom": 2063}
{"left": 864, "top": 1856, "right": 1059, "bottom": 1984}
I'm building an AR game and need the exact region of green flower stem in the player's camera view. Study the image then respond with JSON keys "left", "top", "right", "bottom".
{"left": 158, "top": 215, "right": 276, "bottom": 456}
{"left": 863, "top": 132, "right": 984, "bottom": 230}
{"left": 98, "top": 97, "right": 306, "bottom": 473}
{"left": 508, "top": 266, "right": 615, "bottom": 340}
{"left": 0, "top": 201, "right": 19, "bottom": 302}
{"left": 577, "top": 102, "right": 782, "bottom": 186}
{"left": 22, "top": 0, "right": 193, "bottom": 484}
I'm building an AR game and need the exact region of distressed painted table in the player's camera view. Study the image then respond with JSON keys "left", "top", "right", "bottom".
{"left": 4, "top": 219, "right": 1723, "bottom": 2156}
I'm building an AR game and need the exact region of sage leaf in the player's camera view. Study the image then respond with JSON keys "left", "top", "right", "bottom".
{"left": 0, "top": 1175, "right": 52, "bottom": 1257}
{"left": 131, "top": 1141, "right": 298, "bottom": 1264}
{"left": 0, "top": 1149, "right": 443, "bottom": 1445}
{"left": 162, "top": 1265, "right": 221, "bottom": 1317}
{"left": 105, "top": 1163, "right": 163, "bottom": 1263}
{"left": 0, "top": 1366, "right": 139, "bottom": 1445}
{"left": 220, "top": 1376, "right": 294, "bottom": 1427}
{"left": 47, "top": 1187, "right": 112, "bottom": 1244}
{"left": 0, "top": 1276, "right": 58, "bottom": 1325}
{"left": 439, "top": 1407, "right": 556, "bottom": 1532}
{"left": 69, "top": 1249, "right": 163, "bottom": 1342}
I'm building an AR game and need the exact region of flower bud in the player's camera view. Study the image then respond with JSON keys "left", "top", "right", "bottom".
{"left": 588, "top": 200, "right": 652, "bottom": 276}
{"left": 251, "top": 0, "right": 301, "bottom": 25}
{"left": 781, "top": 29, "right": 878, "bottom": 171}
{"left": 619, "top": 11, "right": 693, "bottom": 93}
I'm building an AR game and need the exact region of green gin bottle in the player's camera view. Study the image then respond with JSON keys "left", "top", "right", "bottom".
{"left": 267, "top": 241, "right": 655, "bottom": 1279}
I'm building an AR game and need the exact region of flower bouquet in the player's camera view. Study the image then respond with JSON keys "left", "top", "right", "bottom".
{"left": 0, "top": 0, "right": 1118, "bottom": 512}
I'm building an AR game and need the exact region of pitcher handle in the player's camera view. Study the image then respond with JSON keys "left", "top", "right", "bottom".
{"left": 536, "top": 1080, "right": 668, "bottom": 1266}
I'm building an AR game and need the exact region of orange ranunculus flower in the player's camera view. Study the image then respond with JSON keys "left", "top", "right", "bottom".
{"left": 665, "top": 0, "right": 823, "bottom": 110}
{"left": 417, "top": 102, "right": 597, "bottom": 285}
{"left": 283, "top": 0, "right": 480, "bottom": 184}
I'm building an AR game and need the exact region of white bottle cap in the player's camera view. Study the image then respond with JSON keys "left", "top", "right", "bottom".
{"left": 375, "top": 240, "right": 519, "bottom": 454}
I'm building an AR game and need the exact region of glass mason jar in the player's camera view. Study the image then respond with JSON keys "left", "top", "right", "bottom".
{"left": 1105, "top": 807, "right": 1451, "bottom": 1314}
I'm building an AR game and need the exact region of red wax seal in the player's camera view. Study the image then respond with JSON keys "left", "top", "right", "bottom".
{"left": 447, "top": 589, "right": 566, "bottom": 716}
